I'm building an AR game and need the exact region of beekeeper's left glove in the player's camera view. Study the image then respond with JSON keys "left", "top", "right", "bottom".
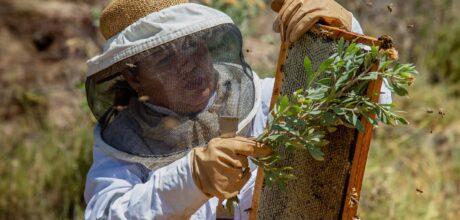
{"left": 189, "top": 136, "right": 272, "bottom": 199}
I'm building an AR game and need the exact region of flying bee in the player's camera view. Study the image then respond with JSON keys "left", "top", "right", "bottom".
{"left": 138, "top": 95, "right": 150, "bottom": 102}
{"left": 416, "top": 188, "right": 424, "bottom": 194}
{"left": 126, "top": 63, "right": 137, "bottom": 68}
{"left": 366, "top": 1, "right": 373, "bottom": 7}
{"left": 387, "top": 3, "right": 394, "bottom": 13}
{"left": 438, "top": 108, "right": 446, "bottom": 118}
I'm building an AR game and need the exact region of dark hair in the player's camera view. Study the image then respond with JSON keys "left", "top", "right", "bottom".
{"left": 108, "top": 79, "right": 137, "bottom": 108}
{"left": 108, "top": 65, "right": 140, "bottom": 108}
{"left": 100, "top": 68, "right": 138, "bottom": 129}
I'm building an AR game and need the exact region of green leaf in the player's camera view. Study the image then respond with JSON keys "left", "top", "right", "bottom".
{"left": 364, "top": 115, "right": 379, "bottom": 126}
{"left": 316, "top": 77, "right": 333, "bottom": 86}
{"left": 306, "top": 86, "right": 329, "bottom": 100}
{"left": 309, "top": 110, "right": 322, "bottom": 115}
{"left": 318, "top": 57, "right": 335, "bottom": 73}
{"left": 288, "top": 105, "right": 302, "bottom": 115}
{"left": 345, "top": 43, "right": 360, "bottom": 57}
{"left": 333, "top": 107, "right": 346, "bottom": 115}
{"left": 388, "top": 82, "right": 409, "bottom": 96}
{"left": 304, "top": 57, "right": 314, "bottom": 85}
{"left": 322, "top": 111, "right": 338, "bottom": 125}
{"left": 396, "top": 116, "right": 409, "bottom": 125}
{"left": 370, "top": 46, "right": 378, "bottom": 58}
{"left": 307, "top": 145, "right": 325, "bottom": 161}
{"left": 278, "top": 96, "right": 289, "bottom": 112}
{"left": 378, "top": 60, "right": 393, "bottom": 71}
{"left": 327, "top": 126, "right": 338, "bottom": 133}
{"left": 285, "top": 142, "right": 296, "bottom": 152}
{"left": 267, "top": 134, "right": 283, "bottom": 141}
{"left": 271, "top": 124, "right": 288, "bottom": 132}
{"left": 336, "top": 68, "right": 357, "bottom": 88}
{"left": 352, "top": 113, "right": 365, "bottom": 132}
{"left": 337, "top": 38, "right": 345, "bottom": 55}
{"left": 344, "top": 112, "right": 354, "bottom": 124}
{"left": 358, "top": 72, "right": 379, "bottom": 80}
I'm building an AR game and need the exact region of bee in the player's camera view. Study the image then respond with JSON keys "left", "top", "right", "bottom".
{"left": 138, "top": 95, "right": 150, "bottom": 102}
{"left": 387, "top": 3, "right": 394, "bottom": 13}
{"left": 407, "top": 24, "right": 415, "bottom": 29}
{"left": 162, "top": 116, "right": 180, "bottom": 129}
{"left": 378, "top": 35, "right": 394, "bottom": 50}
{"left": 438, "top": 108, "right": 446, "bottom": 118}
{"left": 349, "top": 188, "right": 360, "bottom": 207}
{"left": 114, "top": 105, "right": 128, "bottom": 111}
{"left": 126, "top": 63, "right": 137, "bottom": 68}
{"left": 366, "top": 1, "right": 373, "bottom": 7}
{"left": 416, "top": 188, "right": 424, "bottom": 194}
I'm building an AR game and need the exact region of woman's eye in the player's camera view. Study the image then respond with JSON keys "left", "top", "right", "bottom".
{"left": 184, "top": 41, "right": 198, "bottom": 51}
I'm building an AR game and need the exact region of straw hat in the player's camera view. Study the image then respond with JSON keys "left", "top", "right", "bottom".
{"left": 100, "top": 0, "right": 189, "bottom": 40}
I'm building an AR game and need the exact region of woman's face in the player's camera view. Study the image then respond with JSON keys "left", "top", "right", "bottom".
{"left": 125, "top": 37, "right": 218, "bottom": 114}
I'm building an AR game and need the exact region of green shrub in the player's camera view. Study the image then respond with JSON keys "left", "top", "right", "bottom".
{"left": 197, "top": 0, "right": 269, "bottom": 33}
{"left": 426, "top": 21, "right": 460, "bottom": 87}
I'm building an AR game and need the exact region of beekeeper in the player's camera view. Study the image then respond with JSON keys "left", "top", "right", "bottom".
{"left": 84, "top": 0, "right": 389, "bottom": 219}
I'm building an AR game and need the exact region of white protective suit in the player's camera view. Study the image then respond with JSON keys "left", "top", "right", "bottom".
{"left": 84, "top": 3, "right": 391, "bottom": 219}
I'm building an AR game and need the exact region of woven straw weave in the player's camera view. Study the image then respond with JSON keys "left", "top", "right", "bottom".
{"left": 100, "top": 0, "right": 188, "bottom": 39}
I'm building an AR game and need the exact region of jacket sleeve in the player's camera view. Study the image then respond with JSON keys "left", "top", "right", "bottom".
{"left": 84, "top": 147, "right": 209, "bottom": 220}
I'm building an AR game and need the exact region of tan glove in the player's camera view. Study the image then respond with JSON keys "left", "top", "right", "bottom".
{"left": 272, "top": 0, "right": 352, "bottom": 43}
{"left": 190, "top": 136, "right": 272, "bottom": 199}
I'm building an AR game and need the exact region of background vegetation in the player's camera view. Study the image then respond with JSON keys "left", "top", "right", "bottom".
{"left": 0, "top": 0, "right": 458, "bottom": 219}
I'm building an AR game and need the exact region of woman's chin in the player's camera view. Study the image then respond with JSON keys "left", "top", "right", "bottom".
{"left": 184, "top": 90, "right": 212, "bottom": 112}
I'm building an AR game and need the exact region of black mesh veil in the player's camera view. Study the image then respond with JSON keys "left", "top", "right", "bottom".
{"left": 85, "top": 23, "right": 258, "bottom": 169}
{"left": 86, "top": 24, "right": 253, "bottom": 120}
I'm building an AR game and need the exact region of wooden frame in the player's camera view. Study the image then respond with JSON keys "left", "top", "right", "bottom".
{"left": 249, "top": 24, "right": 391, "bottom": 220}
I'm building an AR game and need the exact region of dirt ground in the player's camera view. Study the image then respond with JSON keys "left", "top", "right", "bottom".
{"left": 1, "top": 0, "right": 459, "bottom": 219}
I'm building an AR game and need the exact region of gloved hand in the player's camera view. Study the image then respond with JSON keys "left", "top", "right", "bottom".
{"left": 190, "top": 136, "right": 272, "bottom": 199}
{"left": 271, "top": 0, "right": 352, "bottom": 43}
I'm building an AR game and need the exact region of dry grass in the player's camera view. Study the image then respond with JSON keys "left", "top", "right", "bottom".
{"left": 0, "top": 0, "right": 459, "bottom": 219}
{"left": 359, "top": 76, "right": 460, "bottom": 219}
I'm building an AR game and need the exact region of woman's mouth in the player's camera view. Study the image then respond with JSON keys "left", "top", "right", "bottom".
{"left": 183, "top": 65, "right": 211, "bottom": 92}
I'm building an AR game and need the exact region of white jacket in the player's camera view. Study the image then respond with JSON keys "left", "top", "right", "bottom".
{"left": 84, "top": 17, "right": 392, "bottom": 220}
{"left": 84, "top": 77, "right": 275, "bottom": 220}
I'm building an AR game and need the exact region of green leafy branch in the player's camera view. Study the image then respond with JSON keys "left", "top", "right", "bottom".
{"left": 252, "top": 40, "right": 418, "bottom": 189}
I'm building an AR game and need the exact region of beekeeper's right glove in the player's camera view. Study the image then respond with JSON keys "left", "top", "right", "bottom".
{"left": 190, "top": 136, "right": 272, "bottom": 199}
{"left": 271, "top": 0, "right": 353, "bottom": 43}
